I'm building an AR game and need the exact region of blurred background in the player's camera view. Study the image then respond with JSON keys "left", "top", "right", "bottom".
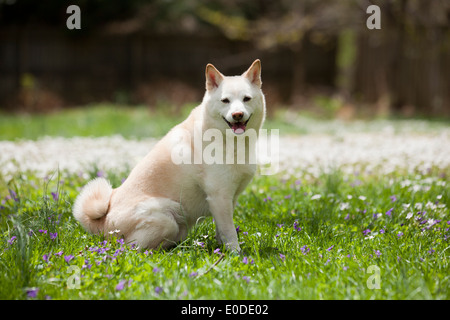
{"left": 0, "top": 0, "right": 449, "bottom": 118}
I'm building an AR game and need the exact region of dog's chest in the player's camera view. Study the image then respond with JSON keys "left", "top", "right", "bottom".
{"left": 180, "top": 163, "right": 254, "bottom": 225}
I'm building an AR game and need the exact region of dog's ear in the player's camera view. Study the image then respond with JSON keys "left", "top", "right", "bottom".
{"left": 243, "top": 59, "right": 262, "bottom": 88}
{"left": 205, "top": 63, "right": 224, "bottom": 91}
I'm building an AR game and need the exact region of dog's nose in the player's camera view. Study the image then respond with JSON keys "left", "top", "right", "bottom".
{"left": 232, "top": 111, "right": 244, "bottom": 121}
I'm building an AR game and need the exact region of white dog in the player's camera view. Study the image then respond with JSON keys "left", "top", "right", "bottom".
{"left": 73, "top": 59, "right": 266, "bottom": 252}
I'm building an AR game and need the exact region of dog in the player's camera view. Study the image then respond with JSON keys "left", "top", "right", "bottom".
{"left": 73, "top": 59, "right": 265, "bottom": 252}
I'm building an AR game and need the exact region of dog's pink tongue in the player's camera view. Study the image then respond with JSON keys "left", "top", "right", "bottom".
{"left": 232, "top": 122, "right": 246, "bottom": 135}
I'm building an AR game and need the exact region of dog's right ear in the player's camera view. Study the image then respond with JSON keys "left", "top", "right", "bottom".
{"left": 205, "top": 63, "right": 224, "bottom": 91}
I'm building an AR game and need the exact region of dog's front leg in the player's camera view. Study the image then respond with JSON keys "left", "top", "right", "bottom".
{"left": 207, "top": 196, "right": 240, "bottom": 252}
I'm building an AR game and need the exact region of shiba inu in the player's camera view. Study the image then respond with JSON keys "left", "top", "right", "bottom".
{"left": 73, "top": 59, "right": 265, "bottom": 252}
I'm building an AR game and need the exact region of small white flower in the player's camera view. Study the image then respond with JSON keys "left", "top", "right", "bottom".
{"left": 358, "top": 195, "right": 367, "bottom": 201}
{"left": 406, "top": 212, "right": 413, "bottom": 219}
{"left": 311, "top": 194, "right": 321, "bottom": 200}
{"left": 193, "top": 240, "right": 203, "bottom": 247}
{"left": 108, "top": 229, "right": 120, "bottom": 234}
{"left": 340, "top": 202, "right": 350, "bottom": 210}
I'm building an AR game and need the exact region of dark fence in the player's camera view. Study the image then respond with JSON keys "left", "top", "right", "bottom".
{"left": 0, "top": 24, "right": 449, "bottom": 116}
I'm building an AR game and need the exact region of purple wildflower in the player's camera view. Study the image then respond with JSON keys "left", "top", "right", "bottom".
{"left": 96, "top": 170, "right": 105, "bottom": 177}
{"left": 39, "top": 229, "right": 47, "bottom": 234}
{"left": 279, "top": 253, "right": 286, "bottom": 261}
{"left": 153, "top": 267, "right": 160, "bottom": 273}
{"left": 155, "top": 287, "right": 163, "bottom": 295}
{"left": 327, "top": 245, "right": 334, "bottom": 252}
{"left": 50, "top": 232, "right": 57, "bottom": 240}
{"left": 54, "top": 250, "right": 63, "bottom": 256}
{"left": 390, "top": 195, "right": 397, "bottom": 202}
{"left": 300, "top": 245, "right": 310, "bottom": 255}
{"left": 363, "top": 229, "right": 371, "bottom": 235}
{"left": 242, "top": 256, "right": 248, "bottom": 264}
{"left": 397, "top": 232, "right": 403, "bottom": 237}
{"left": 242, "top": 276, "right": 250, "bottom": 283}
{"left": 195, "top": 241, "right": 205, "bottom": 248}
{"left": 51, "top": 192, "right": 59, "bottom": 202}
{"left": 98, "top": 247, "right": 109, "bottom": 254}
{"left": 82, "top": 260, "right": 92, "bottom": 269}
{"left": 263, "top": 196, "right": 272, "bottom": 202}
{"left": 374, "top": 250, "right": 381, "bottom": 257}
{"left": 380, "top": 229, "right": 385, "bottom": 234}
{"left": 43, "top": 254, "right": 49, "bottom": 262}
{"left": 7, "top": 236, "right": 16, "bottom": 245}
{"left": 26, "top": 288, "right": 39, "bottom": 298}
{"left": 64, "top": 255, "right": 74, "bottom": 263}
{"left": 116, "top": 280, "right": 127, "bottom": 291}
{"left": 293, "top": 221, "right": 301, "bottom": 231}
{"left": 8, "top": 189, "right": 19, "bottom": 202}
{"left": 344, "top": 213, "right": 350, "bottom": 220}
{"left": 386, "top": 208, "right": 393, "bottom": 217}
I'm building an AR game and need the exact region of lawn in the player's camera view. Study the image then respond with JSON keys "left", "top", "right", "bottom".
{"left": 1, "top": 104, "right": 449, "bottom": 300}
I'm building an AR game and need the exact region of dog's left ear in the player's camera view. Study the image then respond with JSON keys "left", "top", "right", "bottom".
{"left": 243, "top": 59, "right": 262, "bottom": 88}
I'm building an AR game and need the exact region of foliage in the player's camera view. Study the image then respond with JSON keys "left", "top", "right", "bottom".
{"left": 0, "top": 163, "right": 449, "bottom": 299}
{"left": 1, "top": 106, "right": 449, "bottom": 300}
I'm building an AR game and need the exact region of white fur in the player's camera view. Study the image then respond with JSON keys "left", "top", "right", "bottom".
{"left": 72, "top": 60, "right": 265, "bottom": 252}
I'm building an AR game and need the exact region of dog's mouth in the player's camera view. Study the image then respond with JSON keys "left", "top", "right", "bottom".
{"left": 223, "top": 114, "right": 252, "bottom": 135}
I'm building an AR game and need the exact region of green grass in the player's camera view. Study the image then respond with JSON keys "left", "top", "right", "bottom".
{"left": 1, "top": 165, "right": 449, "bottom": 299}
{"left": 1, "top": 103, "right": 449, "bottom": 141}
{"left": 0, "top": 105, "right": 449, "bottom": 300}
{"left": 0, "top": 104, "right": 191, "bottom": 140}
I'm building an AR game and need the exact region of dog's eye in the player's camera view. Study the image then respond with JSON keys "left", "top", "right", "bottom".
{"left": 221, "top": 98, "right": 230, "bottom": 104}
{"left": 243, "top": 96, "right": 252, "bottom": 102}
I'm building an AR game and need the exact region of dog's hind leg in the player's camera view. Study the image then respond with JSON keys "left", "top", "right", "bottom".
{"left": 126, "top": 197, "right": 187, "bottom": 250}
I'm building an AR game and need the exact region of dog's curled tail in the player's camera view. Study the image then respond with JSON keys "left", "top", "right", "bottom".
{"left": 73, "top": 177, "right": 113, "bottom": 234}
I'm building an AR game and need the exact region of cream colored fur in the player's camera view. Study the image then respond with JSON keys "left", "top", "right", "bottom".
{"left": 72, "top": 59, "right": 266, "bottom": 252}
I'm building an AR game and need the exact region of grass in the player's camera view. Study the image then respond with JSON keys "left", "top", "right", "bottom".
{"left": 1, "top": 167, "right": 449, "bottom": 300}
{"left": 0, "top": 104, "right": 449, "bottom": 300}
{"left": 2, "top": 103, "right": 449, "bottom": 141}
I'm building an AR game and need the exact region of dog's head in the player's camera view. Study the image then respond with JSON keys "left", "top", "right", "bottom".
{"left": 203, "top": 59, "right": 266, "bottom": 135}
